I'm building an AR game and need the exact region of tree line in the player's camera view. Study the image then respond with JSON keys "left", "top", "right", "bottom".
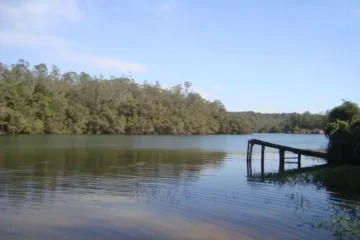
{"left": 0, "top": 60, "right": 328, "bottom": 135}
{"left": 0, "top": 60, "right": 255, "bottom": 135}
{"left": 232, "top": 111, "right": 327, "bottom": 133}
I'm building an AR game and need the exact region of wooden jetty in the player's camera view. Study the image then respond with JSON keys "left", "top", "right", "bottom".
{"left": 246, "top": 139, "right": 328, "bottom": 176}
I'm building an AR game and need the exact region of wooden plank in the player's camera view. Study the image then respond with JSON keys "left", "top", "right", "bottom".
{"left": 246, "top": 141, "right": 251, "bottom": 176}
{"left": 246, "top": 141, "right": 250, "bottom": 162}
{"left": 279, "top": 149, "right": 285, "bottom": 173}
{"left": 249, "top": 139, "right": 327, "bottom": 159}
{"left": 261, "top": 145, "right": 265, "bottom": 174}
{"left": 249, "top": 143, "right": 254, "bottom": 162}
{"left": 284, "top": 157, "right": 298, "bottom": 159}
{"left": 247, "top": 160, "right": 250, "bottom": 176}
{"left": 249, "top": 160, "right": 253, "bottom": 177}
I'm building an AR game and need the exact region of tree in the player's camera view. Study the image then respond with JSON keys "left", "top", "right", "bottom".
{"left": 0, "top": 60, "right": 255, "bottom": 135}
{"left": 324, "top": 101, "right": 360, "bottom": 165}
{"left": 33, "top": 63, "right": 48, "bottom": 78}
{"left": 328, "top": 100, "right": 360, "bottom": 123}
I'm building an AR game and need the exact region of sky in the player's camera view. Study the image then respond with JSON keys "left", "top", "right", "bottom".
{"left": 0, "top": 0, "right": 359, "bottom": 113}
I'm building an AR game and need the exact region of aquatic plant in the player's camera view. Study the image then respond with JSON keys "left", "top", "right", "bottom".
{"left": 252, "top": 166, "right": 360, "bottom": 239}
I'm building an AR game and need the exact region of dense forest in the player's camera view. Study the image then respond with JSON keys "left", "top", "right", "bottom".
{"left": 0, "top": 60, "right": 327, "bottom": 135}
{"left": 233, "top": 111, "right": 327, "bottom": 133}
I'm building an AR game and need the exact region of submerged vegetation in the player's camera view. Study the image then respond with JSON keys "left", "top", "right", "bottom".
{"left": 0, "top": 60, "right": 327, "bottom": 135}
{"left": 252, "top": 166, "right": 360, "bottom": 199}
{"left": 252, "top": 166, "right": 360, "bottom": 240}
{"left": 249, "top": 101, "right": 360, "bottom": 239}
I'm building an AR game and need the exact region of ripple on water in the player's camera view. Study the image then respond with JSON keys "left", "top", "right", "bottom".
{"left": 0, "top": 134, "right": 351, "bottom": 240}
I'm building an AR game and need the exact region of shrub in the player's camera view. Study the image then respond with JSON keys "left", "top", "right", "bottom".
{"left": 325, "top": 102, "right": 360, "bottom": 165}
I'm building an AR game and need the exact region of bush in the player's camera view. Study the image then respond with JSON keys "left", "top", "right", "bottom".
{"left": 325, "top": 102, "right": 360, "bottom": 165}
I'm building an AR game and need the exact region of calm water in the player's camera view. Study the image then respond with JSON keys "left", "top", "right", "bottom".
{"left": 0, "top": 134, "right": 351, "bottom": 240}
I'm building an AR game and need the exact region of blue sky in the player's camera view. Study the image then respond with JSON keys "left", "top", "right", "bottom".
{"left": 0, "top": 0, "right": 359, "bottom": 113}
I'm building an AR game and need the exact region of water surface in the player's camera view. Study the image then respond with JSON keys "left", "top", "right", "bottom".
{"left": 0, "top": 134, "right": 348, "bottom": 240}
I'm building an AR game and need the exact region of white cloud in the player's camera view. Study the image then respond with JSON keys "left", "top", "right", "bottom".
{"left": 0, "top": 0, "right": 84, "bottom": 32}
{"left": 0, "top": 0, "right": 146, "bottom": 73}
{"left": 58, "top": 51, "right": 147, "bottom": 73}
{"left": 0, "top": 30, "right": 69, "bottom": 48}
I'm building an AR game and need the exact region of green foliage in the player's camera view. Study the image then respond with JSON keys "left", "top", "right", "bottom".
{"left": 233, "top": 111, "right": 327, "bottom": 133}
{"left": 325, "top": 101, "right": 360, "bottom": 165}
{"left": 0, "top": 60, "right": 332, "bottom": 135}
{"left": 328, "top": 101, "right": 360, "bottom": 123}
{"left": 0, "top": 60, "right": 254, "bottom": 135}
{"left": 325, "top": 120, "right": 349, "bottom": 137}
{"left": 319, "top": 207, "right": 360, "bottom": 240}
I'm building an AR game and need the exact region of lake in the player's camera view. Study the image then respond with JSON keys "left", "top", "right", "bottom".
{"left": 0, "top": 134, "right": 351, "bottom": 239}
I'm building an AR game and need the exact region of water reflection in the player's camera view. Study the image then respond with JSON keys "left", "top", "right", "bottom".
{"left": 0, "top": 148, "right": 226, "bottom": 205}
{"left": 0, "top": 135, "right": 340, "bottom": 240}
{"left": 3, "top": 197, "right": 255, "bottom": 240}
{"left": 247, "top": 164, "right": 360, "bottom": 240}
{"left": 1, "top": 146, "right": 252, "bottom": 239}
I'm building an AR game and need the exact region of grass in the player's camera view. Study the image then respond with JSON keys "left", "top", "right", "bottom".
{"left": 251, "top": 165, "right": 360, "bottom": 240}
{"left": 251, "top": 165, "right": 360, "bottom": 199}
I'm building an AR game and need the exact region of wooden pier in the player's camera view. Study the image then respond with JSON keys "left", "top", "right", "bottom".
{"left": 246, "top": 139, "right": 328, "bottom": 176}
